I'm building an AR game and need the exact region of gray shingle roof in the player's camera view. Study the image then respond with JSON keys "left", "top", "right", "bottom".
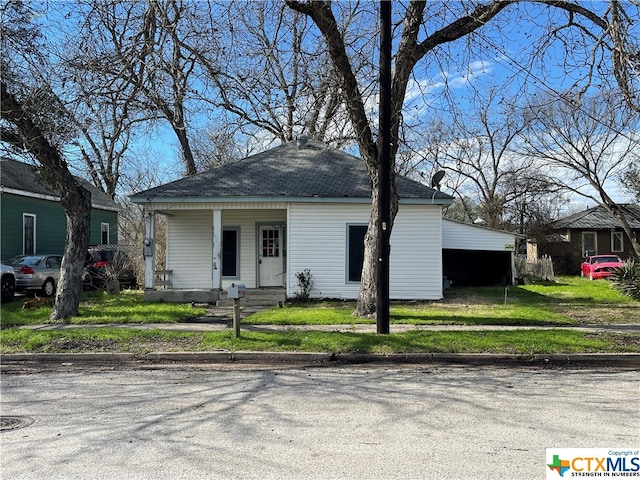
{"left": 1, "top": 157, "right": 120, "bottom": 211}
{"left": 551, "top": 204, "right": 640, "bottom": 229}
{"left": 131, "top": 140, "right": 454, "bottom": 203}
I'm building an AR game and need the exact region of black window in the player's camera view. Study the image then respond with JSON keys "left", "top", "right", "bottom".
{"left": 347, "top": 225, "right": 367, "bottom": 282}
{"left": 222, "top": 229, "right": 239, "bottom": 277}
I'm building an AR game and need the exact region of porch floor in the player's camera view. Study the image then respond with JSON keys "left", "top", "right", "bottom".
{"left": 144, "top": 288, "right": 286, "bottom": 306}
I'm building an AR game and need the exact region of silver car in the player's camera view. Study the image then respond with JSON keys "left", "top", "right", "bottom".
{"left": 6, "top": 254, "right": 63, "bottom": 297}
{"left": 1, "top": 263, "right": 16, "bottom": 303}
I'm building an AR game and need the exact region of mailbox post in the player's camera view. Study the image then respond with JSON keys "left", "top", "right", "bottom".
{"left": 227, "top": 283, "right": 246, "bottom": 337}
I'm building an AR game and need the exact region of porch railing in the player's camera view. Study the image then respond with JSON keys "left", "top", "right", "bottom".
{"left": 154, "top": 270, "right": 173, "bottom": 289}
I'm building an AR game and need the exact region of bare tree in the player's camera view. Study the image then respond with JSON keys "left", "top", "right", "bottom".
{"left": 523, "top": 89, "right": 640, "bottom": 257}
{"left": 621, "top": 166, "right": 640, "bottom": 202}
{"left": 1, "top": 83, "right": 91, "bottom": 321}
{"left": 61, "top": 24, "right": 149, "bottom": 199}
{"left": 67, "top": 0, "right": 352, "bottom": 178}
{"left": 174, "top": 0, "right": 355, "bottom": 149}
{"left": 116, "top": 154, "right": 175, "bottom": 286}
{"left": 71, "top": 0, "right": 206, "bottom": 176}
{"left": 1, "top": 1, "right": 92, "bottom": 321}
{"left": 430, "top": 88, "right": 551, "bottom": 230}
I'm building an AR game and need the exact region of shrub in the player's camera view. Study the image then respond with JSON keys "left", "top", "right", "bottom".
{"left": 293, "top": 269, "right": 315, "bottom": 302}
{"left": 611, "top": 257, "right": 640, "bottom": 300}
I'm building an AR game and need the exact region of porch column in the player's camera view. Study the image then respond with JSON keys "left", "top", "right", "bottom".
{"left": 510, "top": 251, "right": 516, "bottom": 286}
{"left": 212, "top": 209, "right": 222, "bottom": 290}
{"left": 143, "top": 210, "right": 156, "bottom": 289}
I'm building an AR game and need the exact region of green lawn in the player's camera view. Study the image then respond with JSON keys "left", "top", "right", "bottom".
{"left": 249, "top": 276, "right": 639, "bottom": 326}
{"left": 0, "top": 327, "right": 636, "bottom": 355}
{"left": 1, "top": 276, "right": 638, "bottom": 354}
{"left": 0, "top": 290, "right": 207, "bottom": 328}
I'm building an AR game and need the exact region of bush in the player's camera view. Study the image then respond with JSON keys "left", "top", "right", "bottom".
{"left": 293, "top": 269, "right": 315, "bottom": 302}
{"left": 611, "top": 258, "right": 640, "bottom": 300}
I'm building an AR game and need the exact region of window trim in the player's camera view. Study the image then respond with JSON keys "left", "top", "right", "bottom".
{"left": 23, "top": 213, "right": 36, "bottom": 255}
{"left": 611, "top": 231, "right": 624, "bottom": 253}
{"left": 582, "top": 231, "right": 597, "bottom": 257}
{"left": 101, "top": 223, "right": 110, "bottom": 245}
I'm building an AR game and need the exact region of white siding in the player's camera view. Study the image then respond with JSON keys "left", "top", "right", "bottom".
{"left": 162, "top": 204, "right": 444, "bottom": 297}
{"left": 167, "top": 211, "right": 213, "bottom": 288}
{"left": 288, "top": 203, "right": 443, "bottom": 300}
{"left": 288, "top": 203, "right": 368, "bottom": 300}
{"left": 390, "top": 205, "right": 443, "bottom": 299}
{"left": 442, "top": 220, "right": 517, "bottom": 251}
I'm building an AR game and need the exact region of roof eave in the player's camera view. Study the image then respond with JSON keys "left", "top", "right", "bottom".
{"left": 130, "top": 194, "right": 454, "bottom": 206}
{"left": 1, "top": 186, "right": 121, "bottom": 212}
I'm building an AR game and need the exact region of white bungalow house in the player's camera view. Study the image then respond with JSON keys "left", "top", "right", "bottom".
{"left": 131, "top": 140, "right": 524, "bottom": 304}
{"left": 130, "top": 139, "right": 458, "bottom": 303}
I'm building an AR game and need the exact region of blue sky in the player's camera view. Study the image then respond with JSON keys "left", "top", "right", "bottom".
{"left": 30, "top": 1, "right": 637, "bottom": 207}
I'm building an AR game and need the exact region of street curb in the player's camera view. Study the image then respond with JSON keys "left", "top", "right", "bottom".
{"left": 2, "top": 351, "right": 639, "bottom": 368}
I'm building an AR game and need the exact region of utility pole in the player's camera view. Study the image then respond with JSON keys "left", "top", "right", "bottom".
{"left": 376, "top": 0, "right": 391, "bottom": 335}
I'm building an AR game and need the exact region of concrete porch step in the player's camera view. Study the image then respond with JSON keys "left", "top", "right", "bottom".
{"left": 218, "top": 288, "right": 286, "bottom": 307}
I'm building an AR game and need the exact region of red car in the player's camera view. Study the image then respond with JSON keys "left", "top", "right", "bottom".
{"left": 580, "top": 254, "right": 624, "bottom": 280}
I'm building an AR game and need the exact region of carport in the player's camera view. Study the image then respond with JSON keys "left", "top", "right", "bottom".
{"left": 442, "top": 220, "right": 524, "bottom": 286}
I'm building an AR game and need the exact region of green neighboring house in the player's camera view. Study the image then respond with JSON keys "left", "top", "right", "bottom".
{"left": 0, "top": 157, "right": 120, "bottom": 260}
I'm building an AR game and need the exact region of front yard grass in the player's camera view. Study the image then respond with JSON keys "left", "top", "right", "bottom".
{"left": 0, "top": 328, "right": 637, "bottom": 355}
{"left": 249, "top": 276, "right": 639, "bottom": 326}
{"left": 1, "top": 276, "right": 638, "bottom": 354}
{"left": 0, "top": 290, "right": 207, "bottom": 328}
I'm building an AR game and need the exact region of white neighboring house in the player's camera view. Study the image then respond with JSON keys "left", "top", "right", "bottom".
{"left": 130, "top": 140, "right": 455, "bottom": 303}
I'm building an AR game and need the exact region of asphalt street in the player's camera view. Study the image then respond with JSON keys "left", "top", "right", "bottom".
{"left": 1, "top": 364, "right": 638, "bottom": 480}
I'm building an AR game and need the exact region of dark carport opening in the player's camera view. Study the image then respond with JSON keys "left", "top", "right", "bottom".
{"left": 443, "top": 249, "right": 512, "bottom": 286}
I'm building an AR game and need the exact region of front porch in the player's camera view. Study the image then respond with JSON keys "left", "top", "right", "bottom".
{"left": 142, "top": 207, "right": 288, "bottom": 294}
{"left": 144, "top": 287, "right": 286, "bottom": 307}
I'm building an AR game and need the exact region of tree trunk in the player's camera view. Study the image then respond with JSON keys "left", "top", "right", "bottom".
{"left": 52, "top": 187, "right": 92, "bottom": 322}
{"left": 354, "top": 193, "right": 379, "bottom": 317}
{"left": 174, "top": 123, "right": 197, "bottom": 175}
{"left": 353, "top": 166, "right": 399, "bottom": 318}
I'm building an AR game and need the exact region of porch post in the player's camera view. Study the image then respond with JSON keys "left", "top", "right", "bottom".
{"left": 212, "top": 209, "right": 222, "bottom": 290}
{"left": 143, "top": 210, "right": 156, "bottom": 289}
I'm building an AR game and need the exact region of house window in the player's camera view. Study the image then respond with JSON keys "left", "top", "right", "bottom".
{"left": 101, "top": 223, "right": 110, "bottom": 245}
{"left": 582, "top": 232, "right": 597, "bottom": 257}
{"left": 222, "top": 228, "right": 239, "bottom": 277}
{"left": 347, "top": 224, "right": 367, "bottom": 282}
{"left": 612, "top": 231, "right": 624, "bottom": 252}
{"left": 23, "top": 214, "right": 35, "bottom": 255}
{"left": 262, "top": 228, "right": 279, "bottom": 258}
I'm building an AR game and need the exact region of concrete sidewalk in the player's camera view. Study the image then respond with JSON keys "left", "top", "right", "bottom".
{"left": 6, "top": 306, "right": 640, "bottom": 369}
{"left": 18, "top": 321, "right": 640, "bottom": 334}
{"left": 17, "top": 304, "right": 640, "bottom": 334}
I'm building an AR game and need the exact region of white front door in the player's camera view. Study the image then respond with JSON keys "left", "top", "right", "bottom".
{"left": 258, "top": 226, "right": 284, "bottom": 287}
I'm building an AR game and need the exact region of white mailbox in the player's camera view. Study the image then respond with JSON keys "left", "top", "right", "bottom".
{"left": 227, "top": 283, "right": 246, "bottom": 299}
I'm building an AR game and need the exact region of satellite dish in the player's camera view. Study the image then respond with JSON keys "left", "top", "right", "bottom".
{"left": 431, "top": 170, "right": 445, "bottom": 190}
